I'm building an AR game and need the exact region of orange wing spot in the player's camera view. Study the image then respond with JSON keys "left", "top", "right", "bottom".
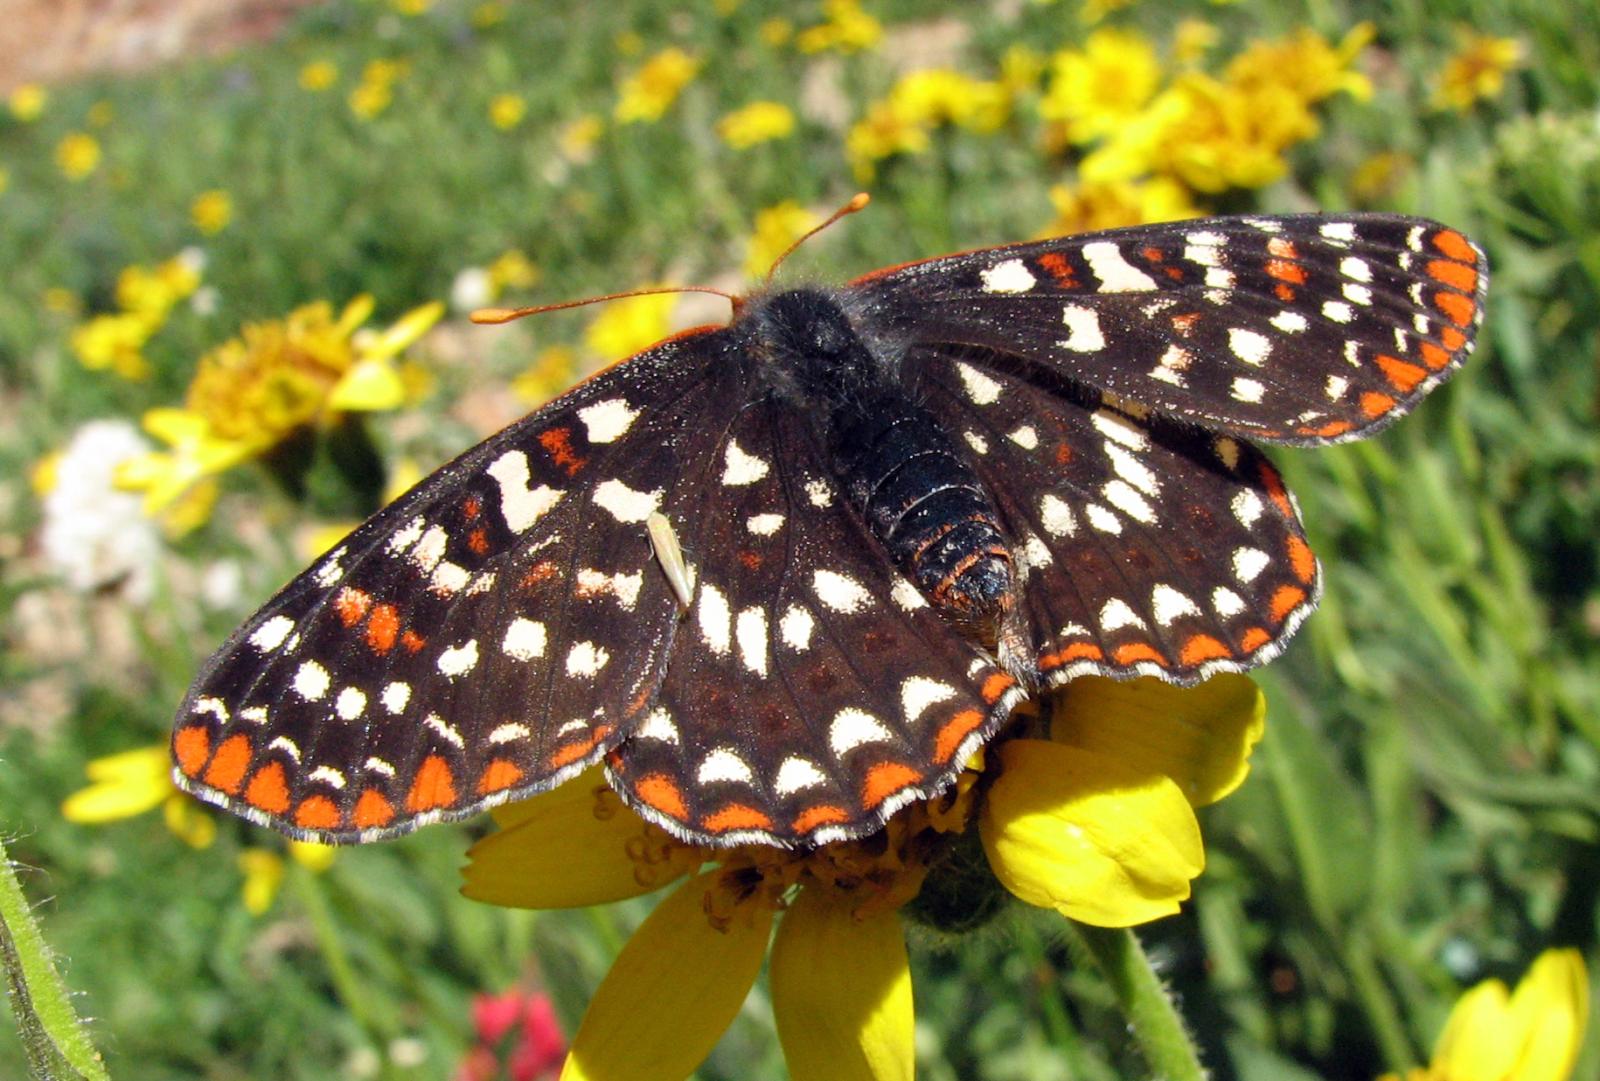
{"left": 1178, "top": 635, "right": 1232, "bottom": 665}
{"left": 1419, "top": 342, "right": 1451, "bottom": 371}
{"left": 1171, "top": 312, "right": 1200, "bottom": 334}
{"left": 406, "top": 755, "right": 458, "bottom": 812}
{"left": 366, "top": 603, "right": 400, "bottom": 653}
{"left": 1239, "top": 626, "right": 1272, "bottom": 652}
{"left": 1142, "top": 246, "right": 1165, "bottom": 262}
{"left": 538, "top": 426, "right": 586, "bottom": 476}
{"left": 1258, "top": 462, "right": 1294, "bottom": 518}
{"left": 521, "top": 560, "right": 560, "bottom": 588}
{"left": 401, "top": 629, "right": 427, "bottom": 653}
{"left": 174, "top": 725, "right": 211, "bottom": 778}
{"left": 1268, "top": 584, "right": 1308, "bottom": 623}
{"left": 792, "top": 804, "right": 850, "bottom": 834}
{"left": 334, "top": 586, "right": 372, "bottom": 627}
{"left": 1439, "top": 325, "right": 1466, "bottom": 351}
{"left": 294, "top": 795, "right": 341, "bottom": 830}
{"left": 1266, "top": 259, "right": 1307, "bottom": 285}
{"left": 1285, "top": 535, "right": 1317, "bottom": 584}
{"left": 862, "top": 761, "right": 922, "bottom": 810}
{"left": 1302, "top": 419, "right": 1354, "bottom": 438}
{"left": 1164, "top": 265, "right": 1185, "bottom": 281}
{"left": 1054, "top": 442, "right": 1074, "bottom": 465}
{"left": 704, "top": 804, "right": 774, "bottom": 834}
{"left": 635, "top": 773, "right": 688, "bottom": 821}
{"left": 1113, "top": 642, "right": 1167, "bottom": 666}
{"left": 245, "top": 762, "right": 291, "bottom": 815}
{"left": 1360, "top": 391, "right": 1397, "bottom": 418}
{"left": 738, "top": 550, "right": 763, "bottom": 570}
{"left": 979, "top": 671, "right": 1016, "bottom": 704}
{"left": 467, "top": 528, "right": 490, "bottom": 556}
{"left": 934, "top": 708, "right": 985, "bottom": 764}
{"left": 1433, "top": 290, "right": 1475, "bottom": 328}
{"left": 1431, "top": 229, "right": 1476, "bottom": 262}
{"left": 1036, "top": 251, "right": 1078, "bottom": 285}
{"left": 477, "top": 759, "right": 525, "bottom": 795}
{"left": 548, "top": 729, "right": 605, "bottom": 770}
{"left": 1267, "top": 236, "right": 1299, "bottom": 259}
{"left": 1426, "top": 258, "right": 1477, "bottom": 292}
{"left": 1376, "top": 354, "right": 1427, "bottom": 392}
{"left": 1274, "top": 282, "right": 1297, "bottom": 302}
{"left": 1040, "top": 641, "right": 1105, "bottom": 669}
{"left": 203, "top": 733, "right": 253, "bottom": 795}
{"left": 462, "top": 495, "right": 482, "bottom": 520}
{"left": 354, "top": 789, "right": 395, "bottom": 829}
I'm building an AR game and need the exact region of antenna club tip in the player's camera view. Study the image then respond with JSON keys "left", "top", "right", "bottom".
{"left": 848, "top": 192, "right": 871, "bottom": 210}
{"left": 469, "top": 307, "right": 518, "bottom": 325}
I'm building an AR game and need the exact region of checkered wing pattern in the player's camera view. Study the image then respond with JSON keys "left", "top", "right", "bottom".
{"left": 857, "top": 214, "right": 1485, "bottom": 445}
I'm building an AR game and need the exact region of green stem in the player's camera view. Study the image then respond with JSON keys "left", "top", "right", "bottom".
{"left": 1344, "top": 928, "right": 1418, "bottom": 1073}
{"left": 1063, "top": 922, "right": 1209, "bottom": 1081}
{"left": 0, "top": 838, "right": 110, "bottom": 1081}
{"left": 290, "top": 866, "right": 391, "bottom": 1040}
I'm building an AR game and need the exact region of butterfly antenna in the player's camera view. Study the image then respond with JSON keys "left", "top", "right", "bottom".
{"left": 764, "top": 192, "right": 871, "bottom": 284}
{"left": 470, "top": 284, "right": 740, "bottom": 326}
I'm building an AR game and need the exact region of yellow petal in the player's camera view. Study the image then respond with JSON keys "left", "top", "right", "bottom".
{"left": 163, "top": 795, "right": 217, "bottom": 849}
{"left": 1052, "top": 674, "right": 1265, "bottom": 807}
{"left": 327, "top": 358, "right": 405, "bottom": 412}
{"left": 141, "top": 407, "right": 209, "bottom": 447}
{"left": 463, "top": 772, "right": 696, "bottom": 909}
{"left": 238, "top": 850, "right": 285, "bottom": 916}
{"left": 1506, "top": 948, "right": 1588, "bottom": 1081}
{"left": 771, "top": 887, "right": 913, "bottom": 1081}
{"left": 980, "top": 739, "right": 1204, "bottom": 927}
{"left": 289, "top": 840, "right": 337, "bottom": 872}
{"left": 61, "top": 746, "right": 173, "bottom": 822}
{"left": 1434, "top": 978, "right": 1518, "bottom": 1081}
{"left": 561, "top": 870, "right": 772, "bottom": 1081}
{"left": 360, "top": 300, "right": 444, "bottom": 360}
{"left": 334, "top": 293, "right": 376, "bottom": 338}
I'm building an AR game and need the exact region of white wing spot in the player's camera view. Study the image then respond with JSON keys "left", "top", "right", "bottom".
{"left": 266, "top": 736, "right": 300, "bottom": 761}
{"left": 721, "top": 439, "right": 771, "bottom": 486}
{"left": 335, "top": 686, "right": 367, "bottom": 721}
{"left": 901, "top": 676, "right": 956, "bottom": 723}
{"left": 1231, "top": 489, "right": 1264, "bottom": 526}
{"left": 1107, "top": 443, "right": 1159, "bottom": 496}
{"left": 293, "top": 661, "right": 330, "bottom": 701}
{"left": 830, "top": 708, "right": 895, "bottom": 756}
{"left": 635, "top": 709, "right": 680, "bottom": 744}
{"left": 813, "top": 569, "right": 870, "bottom": 613}
{"left": 489, "top": 723, "right": 531, "bottom": 744}
{"left": 381, "top": 681, "right": 410, "bottom": 714}
{"left": 1151, "top": 584, "right": 1201, "bottom": 626}
{"left": 578, "top": 398, "right": 640, "bottom": 443}
{"left": 775, "top": 757, "right": 828, "bottom": 796}
{"left": 735, "top": 606, "right": 769, "bottom": 677}
{"left": 1008, "top": 425, "right": 1039, "bottom": 449}
{"left": 410, "top": 525, "right": 449, "bottom": 574}
{"left": 313, "top": 548, "right": 345, "bottom": 587}
{"left": 805, "top": 477, "right": 834, "bottom": 507}
{"left": 1091, "top": 409, "right": 1148, "bottom": 449}
{"left": 963, "top": 431, "right": 989, "bottom": 454}
{"left": 956, "top": 362, "right": 1002, "bottom": 405}
{"left": 698, "top": 748, "right": 755, "bottom": 786}
{"left": 1058, "top": 305, "right": 1106, "bottom": 352}
{"left": 592, "top": 478, "right": 661, "bottom": 523}
{"left": 1232, "top": 377, "right": 1265, "bottom": 403}
{"left": 1212, "top": 587, "right": 1246, "bottom": 617}
{"left": 1232, "top": 547, "right": 1271, "bottom": 583}
{"left": 890, "top": 579, "right": 927, "bottom": 611}
{"left": 1099, "top": 598, "right": 1146, "bottom": 632}
{"left": 746, "top": 513, "right": 784, "bottom": 536}
{"left": 780, "top": 605, "right": 815, "bottom": 650}
{"left": 1322, "top": 300, "right": 1354, "bottom": 324}
{"left": 306, "top": 766, "right": 345, "bottom": 789}
{"left": 425, "top": 713, "right": 465, "bottom": 749}
{"left": 502, "top": 618, "right": 546, "bottom": 661}
{"left": 387, "top": 516, "right": 425, "bottom": 554}
{"left": 1021, "top": 533, "right": 1053, "bottom": 572}
{"left": 576, "top": 568, "right": 644, "bottom": 609}
{"left": 1229, "top": 327, "right": 1272, "bottom": 366}
{"left": 1040, "top": 494, "right": 1076, "bottom": 537}
{"left": 980, "top": 258, "right": 1037, "bottom": 294}
{"left": 1082, "top": 240, "right": 1158, "bottom": 291}
{"left": 487, "top": 451, "right": 564, "bottom": 532}
{"left": 430, "top": 560, "right": 470, "bottom": 595}
{"left": 1343, "top": 282, "right": 1373, "bottom": 306}
{"left": 1320, "top": 221, "right": 1356, "bottom": 243}
{"left": 1085, "top": 503, "right": 1122, "bottom": 534}
{"left": 364, "top": 757, "right": 396, "bottom": 777}
{"left": 1271, "top": 310, "right": 1309, "bottom": 334}
{"left": 238, "top": 706, "right": 267, "bottom": 725}
{"left": 192, "top": 697, "right": 228, "bottom": 723}
{"left": 250, "top": 615, "right": 295, "bottom": 652}
{"left": 437, "top": 639, "right": 480, "bottom": 678}
{"left": 697, "top": 584, "right": 732, "bottom": 655}
{"left": 1102, "top": 480, "right": 1155, "bottom": 523}
{"left": 565, "top": 640, "right": 610, "bottom": 677}
{"left": 1205, "top": 267, "right": 1236, "bottom": 289}
{"left": 1340, "top": 256, "right": 1372, "bottom": 282}
{"left": 1325, "top": 374, "right": 1349, "bottom": 400}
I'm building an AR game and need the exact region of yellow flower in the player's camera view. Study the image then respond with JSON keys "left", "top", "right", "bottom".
{"left": 583, "top": 292, "right": 676, "bottom": 361}
{"left": 299, "top": 60, "right": 338, "bottom": 91}
{"left": 489, "top": 92, "right": 527, "bottom": 130}
{"left": 745, "top": 201, "right": 819, "bottom": 278}
{"left": 55, "top": 132, "right": 101, "bottom": 181}
{"left": 717, "top": 101, "right": 797, "bottom": 149}
{"left": 1043, "top": 176, "right": 1201, "bottom": 236}
{"left": 1079, "top": 0, "right": 1135, "bottom": 24}
{"left": 8, "top": 83, "right": 47, "bottom": 121}
{"left": 391, "top": 0, "right": 431, "bottom": 14}
{"left": 62, "top": 745, "right": 217, "bottom": 850}
{"left": 760, "top": 17, "right": 794, "bottom": 47}
{"left": 488, "top": 249, "right": 540, "bottom": 291}
{"left": 1225, "top": 23, "right": 1374, "bottom": 105}
{"left": 1041, "top": 28, "right": 1163, "bottom": 145}
{"left": 615, "top": 47, "right": 700, "bottom": 123}
{"left": 845, "top": 99, "right": 932, "bottom": 180}
{"left": 560, "top": 114, "right": 605, "bottom": 161}
{"left": 190, "top": 189, "right": 233, "bottom": 235}
{"left": 795, "top": 0, "right": 882, "bottom": 54}
{"left": 238, "top": 840, "right": 337, "bottom": 916}
{"left": 1380, "top": 949, "right": 1588, "bottom": 1081}
{"left": 1173, "top": 18, "right": 1220, "bottom": 64}
{"left": 70, "top": 313, "right": 154, "bottom": 380}
{"left": 116, "top": 297, "right": 443, "bottom": 512}
{"left": 349, "top": 80, "right": 394, "bottom": 120}
{"left": 512, "top": 345, "right": 580, "bottom": 405}
{"left": 846, "top": 69, "right": 1010, "bottom": 179}
{"left": 462, "top": 676, "right": 1261, "bottom": 1077}
{"left": 1433, "top": 30, "right": 1525, "bottom": 111}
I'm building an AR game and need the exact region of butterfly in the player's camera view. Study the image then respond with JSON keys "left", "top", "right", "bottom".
{"left": 171, "top": 210, "right": 1486, "bottom": 849}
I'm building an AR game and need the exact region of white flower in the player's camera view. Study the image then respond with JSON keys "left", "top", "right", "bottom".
{"left": 40, "top": 420, "right": 162, "bottom": 601}
{"left": 449, "top": 266, "right": 494, "bottom": 313}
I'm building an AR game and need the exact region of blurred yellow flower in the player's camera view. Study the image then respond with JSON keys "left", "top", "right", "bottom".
{"left": 1433, "top": 30, "right": 1525, "bottom": 111}
{"left": 471, "top": 2, "right": 506, "bottom": 28}
{"left": 8, "top": 83, "right": 46, "bottom": 121}
{"left": 1080, "top": 0, "right": 1135, "bottom": 23}
{"left": 488, "top": 249, "right": 540, "bottom": 291}
{"left": 1041, "top": 28, "right": 1163, "bottom": 145}
{"left": 745, "top": 201, "right": 819, "bottom": 278}
{"left": 70, "top": 252, "right": 203, "bottom": 380}
{"left": 299, "top": 60, "right": 338, "bottom": 91}
{"left": 489, "top": 92, "right": 527, "bottom": 129}
{"left": 190, "top": 189, "right": 233, "bottom": 235}
{"left": 1173, "top": 19, "right": 1220, "bottom": 64}
{"left": 1044, "top": 176, "right": 1201, "bottom": 236}
{"left": 512, "top": 345, "right": 580, "bottom": 405}
{"left": 584, "top": 292, "right": 676, "bottom": 361}
{"left": 1380, "top": 949, "right": 1588, "bottom": 1081}
{"left": 349, "top": 80, "right": 394, "bottom": 120}
{"left": 615, "top": 47, "right": 700, "bottom": 123}
{"left": 117, "top": 297, "right": 443, "bottom": 512}
{"left": 846, "top": 99, "right": 931, "bottom": 180}
{"left": 238, "top": 850, "right": 285, "bottom": 915}
{"left": 55, "top": 132, "right": 101, "bottom": 181}
{"left": 1000, "top": 45, "right": 1045, "bottom": 96}
{"left": 717, "top": 101, "right": 796, "bottom": 149}
{"left": 760, "top": 17, "right": 794, "bottom": 47}
{"left": 795, "top": 0, "right": 882, "bottom": 54}
{"left": 1226, "top": 23, "right": 1374, "bottom": 105}
{"left": 560, "top": 114, "right": 604, "bottom": 161}
{"left": 87, "top": 100, "right": 114, "bottom": 127}
{"left": 391, "top": 0, "right": 431, "bottom": 14}
{"left": 71, "top": 313, "right": 155, "bottom": 380}
{"left": 846, "top": 68, "right": 1011, "bottom": 179}
{"left": 116, "top": 253, "right": 202, "bottom": 323}
{"left": 363, "top": 58, "right": 410, "bottom": 86}
{"left": 62, "top": 745, "right": 217, "bottom": 850}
